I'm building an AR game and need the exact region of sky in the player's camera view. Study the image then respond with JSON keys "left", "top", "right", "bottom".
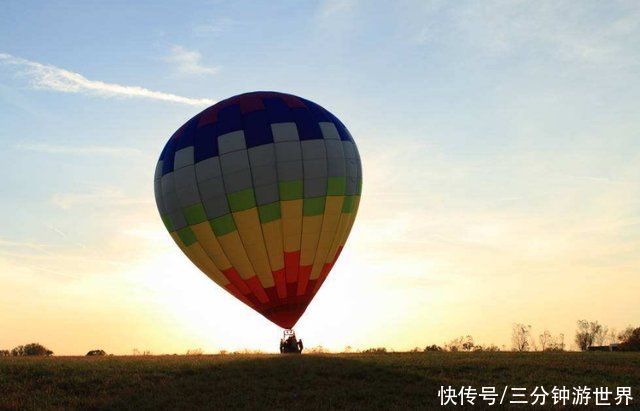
{"left": 0, "top": 0, "right": 639, "bottom": 355}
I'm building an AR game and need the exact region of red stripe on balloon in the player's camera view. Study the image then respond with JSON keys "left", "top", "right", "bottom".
{"left": 281, "top": 94, "right": 307, "bottom": 109}
{"left": 296, "top": 265, "right": 312, "bottom": 296}
{"left": 264, "top": 286, "right": 280, "bottom": 305}
{"left": 221, "top": 267, "right": 250, "bottom": 295}
{"left": 311, "top": 246, "right": 344, "bottom": 295}
{"left": 236, "top": 94, "right": 265, "bottom": 114}
{"left": 225, "top": 284, "right": 254, "bottom": 308}
{"left": 245, "top": 276, "right": 269, "bottom": 304}
{"left": 197, "top": 106, "right": 218, "bottom": 127}
{"left": 272, "top": 268, "right": 287, "bottom": 299}
{"left": 284, "top": 251, "right": 300, "bottom": 283}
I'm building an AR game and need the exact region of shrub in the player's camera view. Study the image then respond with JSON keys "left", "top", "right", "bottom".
{"left": 11, "top": 343, "right": 53, "bottom": 356}
{"left": 619, "top": 327, "right": 640, "bottom": 351}
{"left": 86, "top": 350, "right": 106, "bottom": 356}
{"left": 362, "top": 347, "right": 387, "bottom": 354}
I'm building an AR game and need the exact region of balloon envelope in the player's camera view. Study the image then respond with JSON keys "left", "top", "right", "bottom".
{"left": 154, "top": 91, "right": 362, "bottom": 328}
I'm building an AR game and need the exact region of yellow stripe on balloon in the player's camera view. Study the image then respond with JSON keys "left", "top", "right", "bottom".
{"left": 300, "top": 214, "right": 323, "bottom": 266}
{"left": 261, "top": 219, "right": 285, "bottom": 271}
{"left": 215, "top": 230, "right": 257, "bottom": 280}
{"left": 190, "top": 221, "right": 232, "bottom": 271}
{"left": 310, "top": 196, "right": 344, "bottom": 279}
{"left": 323, "top": 195, "right": 360, "bottom": 266}
{"left": 232, "top": 208, "right": 275, "bottom": 288}
{"left": 280, "top": 199, "right": 303, "bottom": 252}
{"left": 170, "top": 232, "right": 229, "bottom": 287}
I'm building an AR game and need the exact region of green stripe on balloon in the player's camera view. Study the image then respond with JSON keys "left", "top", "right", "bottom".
{"left": 210, "top": 214, "right": 237, "bottom": 236}
{"left": 161, "top": 214, "right": 173, "bottom": 231}
{"left": 183, "top": 203, "right": 207, "bottom": 225}
{"left": 227, "top": 188, "right": 256, "bottom": 212}
{"left": 303, "top": 197, "right": 326, "bottom": 216}
{"left": 177, "top": 226, "right": 197, "bottom": 246}
{"left": 327, "top": 176, "right": 346, "bottom": 196}
{"left": 279, "top": 180, "right": 303, "bottom": 200}
{"left": 342, "top": 196, "right": 355, "bottom": 213}
{"left": 258, "top": 202, "right": 281, "bottom": 223}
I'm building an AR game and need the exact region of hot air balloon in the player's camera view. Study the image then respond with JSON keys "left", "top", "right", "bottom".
{"left": 154, "top": 91, "right": 362, "bottom": 336}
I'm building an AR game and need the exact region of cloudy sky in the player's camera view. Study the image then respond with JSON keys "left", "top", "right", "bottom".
{"left": 1, "top": 0, "right": 639, "bottom": 354}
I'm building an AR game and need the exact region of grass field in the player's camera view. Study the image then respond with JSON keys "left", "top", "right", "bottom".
{"left": 0, "top": 352, "right": 638, "bottom": 409}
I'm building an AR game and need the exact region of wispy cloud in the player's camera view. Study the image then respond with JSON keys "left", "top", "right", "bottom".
{"left": 0, "top": 53, "right": 215, "bottom": 106}
{"left": 318, "top": 0, "right": 357, "bottom": 18}
{"left": 51, "top": 187, "right": 150, "bottom": 210}
{"left": 15, "top": 142, "right": 143, "bottom": 157}
{"left": 165, "top": 45, "right": 218, "bottom": 76}
{"left": 193, "top": 18, "right": 234, "bottom": 37}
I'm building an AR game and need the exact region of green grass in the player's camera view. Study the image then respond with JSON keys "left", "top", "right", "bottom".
{"left": 0, "top": 352, "right": 638, "bottom": 409}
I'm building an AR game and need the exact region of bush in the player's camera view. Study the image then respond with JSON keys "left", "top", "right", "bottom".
{"left": 0, "top": 349, "right": 10, "bottom": 356}
{"left": 186, "top": 348, "right": 203, "bottom": 356}
{"left": 424, "top": 345, "right": 443, "bottom": 352}
{"left": 619, "top": 327, "right": 640, "bottom": 351}
{"left": 86, "top": 350, "right": 106, "bottom": 356}
{"left": 11, "top": 343, "right": 53, "bottom": 356}
{"left": 362, "top": 347, "right": 387, "bottom": 354}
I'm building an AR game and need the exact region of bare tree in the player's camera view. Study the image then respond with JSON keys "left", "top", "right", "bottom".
{"left": 539, "top": 330, "right": 552, "bottom": 351}
{"left": 575, "top": 320, "right": 607, "bottom": 350}
{"left": 511, "top": 324, "right": 532, "bottom": 352}
{"left": 594, "top": 323, "right": 609, "bottom": 346}
{"left": 575, "top": 320, "right": 592, "bottom": 350}
{"left": 461, "top": 335, "right": 474, "bottom": 352}
{"left": 444, "top": 335, "right": 474, "bottom": 352}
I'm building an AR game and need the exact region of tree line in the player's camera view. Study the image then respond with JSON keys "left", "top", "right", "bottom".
{"left": 0, "top": 343, "right": 53, "bottom": 357}
{"left": 1, "top": 322, "right": 638, "bottom": 356}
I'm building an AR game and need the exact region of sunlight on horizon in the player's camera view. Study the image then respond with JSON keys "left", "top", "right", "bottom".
{"left": 1, "top": 0, "right": 639, "bottom": 355}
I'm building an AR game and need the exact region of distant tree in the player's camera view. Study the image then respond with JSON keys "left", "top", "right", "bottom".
{"left": 575, "top": 320, "right": 606, "bottom": 350}
{"left": 594, "top": 323, "right": 609, "bottom": 346}
{"left": 11, "top": 346, "right": 24, "bottom": 356}
{"left": 132, "top": 348, "right": 152, "bottom": 356}
{"left": 0, "top": 349, "right": 10, "bottom": 356}
{"left": 86, "top": 349, "right": 106, "bottom": 356}
{"left": 186, "top": 348, "right": 203, "bottom": 355}
{"left": 618, "top": 327, "right": 640, "bottom": 351}
{"left": 482, "top": 344, "right": 501, "bottom": 352}
{"left": 539, "top": 330, "right": 552, "bottom": 351}
{"left": 424, "top": 344, "right": 443, "bottom": 352}
{"left": 362, "top": 347, "right": 387, "bottom": 354}
{"left": 218, "top": 350, "right": 228, "bottom": 355}
{"left": 511, "top": 324, "right": 532, "bottom": 352}
{"left": 11, "top": 343, "right": 52, "bottom": 356}
{"left": 343, "top": 345, "right": 353, "bottom": 353}
{"left": 445, "top": 336, "right": 474, "bottom": 352}
{"left": 308, "top": 345, "right": 328, "bottom": 354}
{"left": 461, "top": 336, "right": 475, "bottom": 352}
{"left": 409, "top": 347, "right": 421, "bottom": 353}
